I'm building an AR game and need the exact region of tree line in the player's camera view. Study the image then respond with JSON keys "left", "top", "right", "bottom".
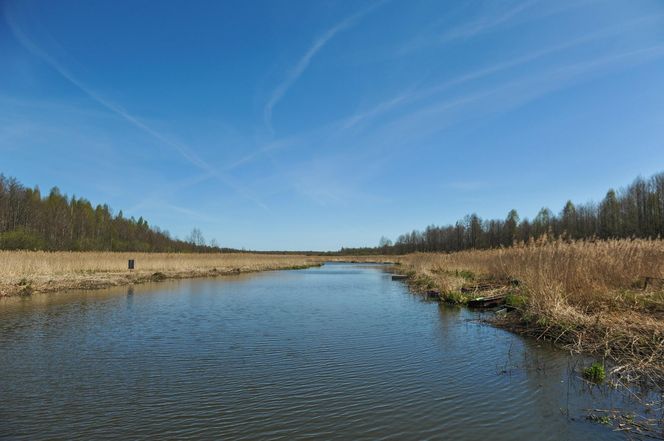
{"left": 341, "top": 171, "right": 664, "bottom": 255}
{"left": 0, "top": 174, "right": 229, "bottom": 252}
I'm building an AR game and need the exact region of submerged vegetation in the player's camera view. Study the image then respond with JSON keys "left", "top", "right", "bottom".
{"left": 584, "top": 362, "right": 607, "bottom": 383}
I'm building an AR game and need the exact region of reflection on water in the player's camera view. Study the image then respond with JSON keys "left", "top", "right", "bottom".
{"left": 0, "top": 263, "right": 660, "bottom": 440}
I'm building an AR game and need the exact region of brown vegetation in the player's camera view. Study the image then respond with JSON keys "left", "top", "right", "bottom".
{"left": 395, "top": 238, "right": 664, "bottom": 383}
{"left": 0, "top": 251, "right": 323, "bottom": 297}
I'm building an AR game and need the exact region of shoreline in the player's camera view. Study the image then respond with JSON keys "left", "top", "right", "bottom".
{"left": 400, "top": 267, "right": 664, "bottom": 389}
{"left": 0, "top": 251, "right": 330, "bottom": 298}
{"left": 0, "top": 252, "right": 396, "bottom": 298}
{"left": 391, "top": 243, "right": 664, "bottom": 387}
{"left": 1, "top": 264, "right": 324, "bottom": 298}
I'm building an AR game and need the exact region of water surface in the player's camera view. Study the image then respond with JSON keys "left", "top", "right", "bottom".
{"left": 0, "top": 263, "right": 654, "bottom": 440}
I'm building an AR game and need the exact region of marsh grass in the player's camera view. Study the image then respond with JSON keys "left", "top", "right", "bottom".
{"left": 0, "top": 251, "right": 323, "bottom": 296}
{"left": 396, "top": 238, "right": 664, "bottom": 383}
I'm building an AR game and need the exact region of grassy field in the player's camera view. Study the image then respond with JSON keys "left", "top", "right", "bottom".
{"left": 0, "top": 251, "right": 324, "bottom": 297}
{"left": 395, "top": 238, "right": 664, "bottom": 383}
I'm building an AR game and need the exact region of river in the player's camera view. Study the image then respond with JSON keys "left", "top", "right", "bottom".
{"left": 0, "top": 263, "right": 657, "bottom": 440}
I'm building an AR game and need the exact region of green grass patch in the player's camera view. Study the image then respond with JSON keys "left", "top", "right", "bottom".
{"left": 440, "top": 290, "right": 469, "bottom": 304}
{"left": 433, "top": 269, "right": 476, "bottom": 281}
{"left": 586, "top": 414, "right": 611, "bottom": 425}
{"left": 454, "top": 270, "right": 475, "bottom": 281}
{"left": 505, "top": 292, "right": 527, "bottom": 308}
{"left": 410, "top": 274, "right": 436, "bottom": 290}
{"left": 583, "top": 362, "right": 606, "bottom": 383}
{"left": 617, "top": 289, "right": 664, "bottom": 312}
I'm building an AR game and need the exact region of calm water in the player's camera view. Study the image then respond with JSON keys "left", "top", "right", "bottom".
{"left": 0, "top": 263, "right": 656, "bottom": 440}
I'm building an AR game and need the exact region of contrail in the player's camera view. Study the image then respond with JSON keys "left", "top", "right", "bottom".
{"left": 4, "top": 3, "right": 269, "bottom": 211}
{"left": 263, "top": 2, "right": 385, "bottom": 133}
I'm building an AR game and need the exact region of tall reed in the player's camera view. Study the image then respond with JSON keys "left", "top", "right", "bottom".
{"left": 398, "top": 239, "right": 664, "bottom": 382}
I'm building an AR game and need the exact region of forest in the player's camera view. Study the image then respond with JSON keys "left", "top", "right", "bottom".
{"left": 341, "top": 171, "right": 664, "bottom": 255}
{"left": 0, "top": 174, "right": 224, "bottom": 252}
{"left": 3, "top": 171, "right": 664, "bottom": 255}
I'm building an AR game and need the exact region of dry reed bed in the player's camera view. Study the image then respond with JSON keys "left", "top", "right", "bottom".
{"left": 0, "top": 251, "right": 322, "bottom": 296}
{"left": 397, "top": 239, "right": 664, "bottom": 383}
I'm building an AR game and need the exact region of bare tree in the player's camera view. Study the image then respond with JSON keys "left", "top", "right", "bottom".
{"left": 187, "top": 228, "right": 205, "bottom": 247}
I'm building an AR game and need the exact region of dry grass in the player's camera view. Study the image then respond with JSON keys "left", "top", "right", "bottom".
{"left": 395, "top": 238, "right": 664, "bottom": 383}
{"left": 0, "top": 251, "right": 323, "bottom": 296}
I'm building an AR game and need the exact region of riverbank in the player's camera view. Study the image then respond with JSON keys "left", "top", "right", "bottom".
{"left": 0, "top": 251, "right": 326, "bottom": 297}
{"left": 0, "top": 251, "right": 400, "bottom": 297}
{"left": 393, "top": 238, "right": 664, "bottom": 385}
{"left": 5, "top": 245, "right": 663, "bottom": 384}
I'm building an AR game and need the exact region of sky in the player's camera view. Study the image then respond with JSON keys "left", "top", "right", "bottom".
{"left": 2, "top": 0, "right": 664, "bottom": 251}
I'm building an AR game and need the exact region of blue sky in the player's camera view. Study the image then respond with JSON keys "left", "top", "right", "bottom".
{"left": 2, "top": 0, "right": 664, "bottom": 250}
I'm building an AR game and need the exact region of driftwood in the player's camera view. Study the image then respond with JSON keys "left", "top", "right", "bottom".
{"left": 467, "top": 294, "right": 507, "bottom": 308}
{"left": 425, "top": 290, "right": 440, "bottom": 299}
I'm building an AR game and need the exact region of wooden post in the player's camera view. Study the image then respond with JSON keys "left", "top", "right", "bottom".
{"left": 128, "top": 259, "right": 135, "bottom": 271}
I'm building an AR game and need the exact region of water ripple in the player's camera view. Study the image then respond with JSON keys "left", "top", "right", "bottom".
{"left": 0, "top": 263, "right": 649, "bottom": 440}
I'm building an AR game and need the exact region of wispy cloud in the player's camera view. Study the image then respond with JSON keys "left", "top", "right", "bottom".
{"left": 263, "top": 2, "right": 384, "bottom": 133}
{"left": 129, "top": 200, "right": 219, "bottom": 224}
{"left": 123, "top": 172, "right": 222, "bottom": 227}
{"left": 223, "top": 138, "right": 288, "bottom": 171}
{"left": 185, "top": 36, "right": 664, "bottom": 211}
{"left": 439, "top": 0, "right": 538, "bottom": 43}
{"left": 396, "top": 0, "right": 603, "bottom": 57}
{"left": 4, "top": 4, "right": 269, "bottom": 211}
{"left": 289, "top": 38, "right": 664, "bottom": 194}
{"left": 0, "top": 122, "right": 34, "bottom": 150}
{"left": 308, "top": 41, "right": 664, "bottom": 206}
{"left": 341, "top": 13, "right": 664, "bottom": 132}
{"left": 341, "top": 90, "right": 413, "bottom": 130}
{"left": 396, "top": 0, "right": 539, "bottom": 55}
{"left": 283, "top": 152, "right": 392, "bottom": 207}
{"left": 373, "top": 42, "right": 664, "bottom": 147}
{"left": 218, "top": 16, "right": 664, "bottom": 200}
